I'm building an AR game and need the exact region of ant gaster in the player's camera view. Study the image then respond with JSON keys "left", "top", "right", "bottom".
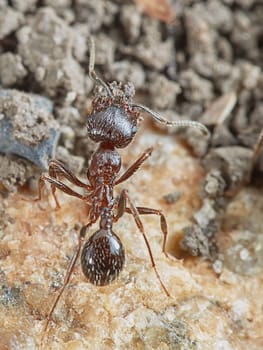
{"left": 37, "top": 37, "right": 210, "bottom": 340}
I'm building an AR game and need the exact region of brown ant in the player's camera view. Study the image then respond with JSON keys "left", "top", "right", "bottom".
{"left": 36, "top": 37, "right": 209, "bottom": 344}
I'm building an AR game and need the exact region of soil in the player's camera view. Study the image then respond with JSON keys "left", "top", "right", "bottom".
{"left": 0, "top": 1, "right": 262, "bottom": 349}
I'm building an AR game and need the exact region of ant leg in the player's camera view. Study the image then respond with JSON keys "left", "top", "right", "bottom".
{"left": 21, "top": 172, "right": 46, "bottom": 204}
{"left": 126, "top": 207, "right": 169, "bottom": 259}
{"left": 37, "top": 174, "right": 89, "bottom": 209}
{"left": 115, "top": 147, "right": 153, "bottom": 185}
{"left": 41, "top": 224, "right": 91, "bottom": 349}
{"left": 31, "top": 160, "right": 91, "bottom": 209}
{"left": 49, "top": 159, "right": 91, "bottom": 190}
{"left": 116, "top": 198, "right": 168, "bottom": 257}
{"left": 116, "top": 190, "right": 170, "bottom": 297}
{"left": 48, "top": 160, "right": 91, "bottom": 208}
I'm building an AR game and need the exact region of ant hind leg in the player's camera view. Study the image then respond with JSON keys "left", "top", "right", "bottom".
{"left": 41, "top": 224, "right": 91, "bottom": 349}
{"left": 125, "top": 206, "right": 169, "bottom": 259}
{"left": 115, "top": 190, "right": 170, "bottom": 297}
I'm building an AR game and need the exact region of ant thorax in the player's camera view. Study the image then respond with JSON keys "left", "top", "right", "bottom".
{"left": 88, "top": 144, "right": 121, "bottom": 186}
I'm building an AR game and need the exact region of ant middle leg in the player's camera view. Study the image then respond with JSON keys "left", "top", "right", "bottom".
{"left": 115, "top": 190, "right": 170, "bottom": 297}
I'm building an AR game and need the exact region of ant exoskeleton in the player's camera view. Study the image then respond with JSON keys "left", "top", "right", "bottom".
{"left": 37, "top": 37, "right": 209, "bottom": 344}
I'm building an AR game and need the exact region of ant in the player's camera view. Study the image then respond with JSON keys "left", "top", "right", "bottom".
{"left": 36, "top": 37, "right": 209, "bottom": 345}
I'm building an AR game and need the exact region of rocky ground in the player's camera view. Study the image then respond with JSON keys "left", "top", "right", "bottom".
{"left": 0, "top": 1, "right": 262, "bottom": 349}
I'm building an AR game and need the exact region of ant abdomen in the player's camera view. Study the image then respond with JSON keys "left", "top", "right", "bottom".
{"left": 81, "top": 229, "right": 125, "bottom": 286}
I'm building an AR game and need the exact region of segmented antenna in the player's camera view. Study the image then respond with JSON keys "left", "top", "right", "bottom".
{"left": 87, "top": 36, "right": 210, "bottom": 137}
{"left": 87, "top": 36, "right": 113, "bottom": 98}
{"left": 132, "top": 103, "right": 210, "bottom": 136}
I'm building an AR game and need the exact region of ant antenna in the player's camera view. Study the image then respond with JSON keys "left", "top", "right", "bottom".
{"left": 87, "top": 36, "right": 113, "bottom": 98}
{"left": 132, "top": 103, "right": 210, "bottom": 136}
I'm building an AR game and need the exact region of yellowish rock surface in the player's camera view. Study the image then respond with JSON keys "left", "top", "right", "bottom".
{"left": 0, "top": 124, "right": 262, "bottom": 349}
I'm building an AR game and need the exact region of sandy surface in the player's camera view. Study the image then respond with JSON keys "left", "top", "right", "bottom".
{"left": 0, "top": 1, "right": 262, "bottom": 349}
{"left": 0, "top": 124, "right": 262, "bottom": 349}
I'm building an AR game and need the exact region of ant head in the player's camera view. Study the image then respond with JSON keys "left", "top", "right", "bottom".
{"left": 87, "top": 35, "right": 210, "bottom": 148}
{"left": 87, "top": 82, "right": 139, "bottom": 148}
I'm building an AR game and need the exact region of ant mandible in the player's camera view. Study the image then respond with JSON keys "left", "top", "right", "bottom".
{"left": 37, "top": 37, "right": 210, "bottom": 339}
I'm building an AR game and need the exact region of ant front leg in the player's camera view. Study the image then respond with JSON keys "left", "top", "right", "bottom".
{"left": 115, "top": 190, "right": 170, "bottom": 297}
{"left": 35, "top": 160, "right": 91, "bottom": 209}
{"left": 115, "top": 147, "right": 153, "bottom": 185}
{"left": 48, "top": 159, "right": 91, "bottom": 190}
{"left": 37, "top": 174, "right": 89, "bottom": 209}
{"left": 47, "top": 159, "right": 91, "bottom": 208}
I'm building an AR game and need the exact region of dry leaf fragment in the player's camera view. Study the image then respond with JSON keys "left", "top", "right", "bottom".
{"left": 201, "top": 91, "right": 237, "bottom": 126}
{"left": 134, "top": 0, "right": 175, "bottom": 23}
